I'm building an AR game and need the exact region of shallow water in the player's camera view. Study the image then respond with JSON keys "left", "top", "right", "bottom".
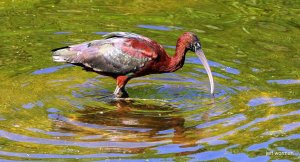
{"left": 0, "top": 0, "right": 299, "bottom": 161}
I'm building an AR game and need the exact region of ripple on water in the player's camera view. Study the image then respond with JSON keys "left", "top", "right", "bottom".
{"left": 247, "top": 134, "right": 300, "bottom": 151}
{"left": 196, "top": 114, "right": 246, "bottom": 129}
{"left": 12, "top": 51, "right": 274, "bottom": 161}
{"left": 268, "top": 79, "right": 300, "bottom": 85}
{"left": 196, "top": 69, "right": 231, "bottom": 79}
{"left": 27, "top": 128, "right": 75, "bottom": 137}
{"left": 5, "top": 64, "right": 295, "bottom": 161}
{"left": 196, "top": 110, "right": 300, "bottom": 147}
{"left": 0, "top": 129, "right": 167, "bottom": 148}
{"left": 94, "top": 31, "right": 109, "bottom": 35}
{"left": 79, "top": 135, "right": 103, "bottom": 140}
{"left": 248, "top": 97, "right": 300, "bottom": 107}
{"left": 137, "top": 24, "right": 182, "bottom": 31}
{"left": 189, "top": 149, "right": 270, "bottom": 162}
{"left": 26, "top": 66, "right": 234, "bottom": 157}
{"left": 22, "top": 101, "right": 44, "bottom": 109}
{"left": 32, "top": 64, "right": 73, "bottom": 75}
{"left": 8, "top": 50, "right": 294, "bottom": 161}
{"left": 155, "top": 144, "right": 203, "bottom": 154}
{"left": 282, "top": 122, "right": 300, "bottom": 132}
{"left": 0, "top": 151, "right": 131, "bottom": 159}
{"left": 187, "top": 57, "right": 240, "bottom": 75}
{"left": 53, "top": 31, "right": 72, "bottom": 35}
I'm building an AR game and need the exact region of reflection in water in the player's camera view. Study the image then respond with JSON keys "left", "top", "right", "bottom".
{"left": 50, "top": 100, "right": 193, "bottom": 148}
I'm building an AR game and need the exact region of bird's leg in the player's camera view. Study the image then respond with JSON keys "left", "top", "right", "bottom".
{"left": 113, "top": 86, "right": 121, "bottom": 95}
{"left": 114, "top": 76, "right": 130, "bottom": 98}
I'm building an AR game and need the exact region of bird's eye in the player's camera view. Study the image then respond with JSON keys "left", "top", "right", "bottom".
{"left": 189, "top": 42, "right": 201, "bottom": 51}
{"left": 193, "top": 42, "right": 201, "bottom": 51}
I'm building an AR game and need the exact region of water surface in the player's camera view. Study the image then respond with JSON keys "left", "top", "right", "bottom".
{"left": 0, "top": 0, "right": 299, "bottom": 161}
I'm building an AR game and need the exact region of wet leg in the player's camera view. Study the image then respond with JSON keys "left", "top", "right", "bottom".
{"left": 114, "top": 76, "right": 130, "bottom": 98}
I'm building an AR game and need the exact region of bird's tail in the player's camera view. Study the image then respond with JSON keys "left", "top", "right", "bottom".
{"left": 52, "top": 46, "right": 76, "bottom": 63}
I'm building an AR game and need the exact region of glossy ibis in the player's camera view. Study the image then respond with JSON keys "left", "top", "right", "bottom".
{"left": 52, "top": 32, "right": 214, "bottom": 98}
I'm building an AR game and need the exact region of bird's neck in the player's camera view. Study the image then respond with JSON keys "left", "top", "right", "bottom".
{"left": 166, "top": 39, "right": 188, "bottom": 72}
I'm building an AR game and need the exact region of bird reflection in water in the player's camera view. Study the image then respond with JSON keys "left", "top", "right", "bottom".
{"left": 50, "top": 100, "right": 205, "bottom": 154}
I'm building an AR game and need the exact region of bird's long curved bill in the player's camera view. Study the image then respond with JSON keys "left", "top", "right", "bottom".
{"left": 195, "top": 49, "right": 214, "bottom": 94}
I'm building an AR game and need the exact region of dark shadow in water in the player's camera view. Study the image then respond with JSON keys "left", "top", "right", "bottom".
{"left": 49, "top": 100, "right": 203, "bottom": 151}
{"left": 78, "top": 100, "right": 185, "bottom": 137}
{"left": 78, "top": 100, "right": 180, "bottom": 134}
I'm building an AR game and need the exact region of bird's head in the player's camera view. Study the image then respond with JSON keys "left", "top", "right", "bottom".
{"left": 187, "top": 33, "right": 202, "bottom": 52}
{"left": 180, "top": 32, "right": 215, "bottom": 94}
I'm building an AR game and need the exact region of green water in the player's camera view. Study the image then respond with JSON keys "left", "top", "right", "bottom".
{"left": 0, "top": 0, "right": 299, "bottom": 161}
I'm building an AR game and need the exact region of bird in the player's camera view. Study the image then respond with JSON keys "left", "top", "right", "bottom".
{"left": 52, "top": 32, "right": 214, "bottom": 98}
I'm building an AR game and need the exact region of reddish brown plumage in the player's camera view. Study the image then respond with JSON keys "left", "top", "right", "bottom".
{"left": 132, "top": 32, "right": 195, "bottom": 76}
{"left": 121, "top": 38, "right": 158, "bottom": 59}
{"left": 112, "top": 32, "right": 199, "bottom": 97}
{"left": 52, "top": 32, "right": 211, "bottom": 98}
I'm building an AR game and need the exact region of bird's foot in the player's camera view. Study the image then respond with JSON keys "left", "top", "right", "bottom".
{"left": 115, "top": 91, "right": 129, "bottom": 98}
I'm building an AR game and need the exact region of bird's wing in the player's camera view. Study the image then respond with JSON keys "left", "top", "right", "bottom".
{"left": 102, "top": 32, "right": 164, "bottom": 59}
{"left": 63, "top": 36, "right": 159, "bottom": 75}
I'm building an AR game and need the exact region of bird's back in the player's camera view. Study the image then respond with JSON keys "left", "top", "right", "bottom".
{"left": 52, "top": 32, "right": 166, "bottom": 75}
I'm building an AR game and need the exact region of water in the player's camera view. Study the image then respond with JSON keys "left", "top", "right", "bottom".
{"left": 0, "top": 0, "right": 299, "bottom": 161}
